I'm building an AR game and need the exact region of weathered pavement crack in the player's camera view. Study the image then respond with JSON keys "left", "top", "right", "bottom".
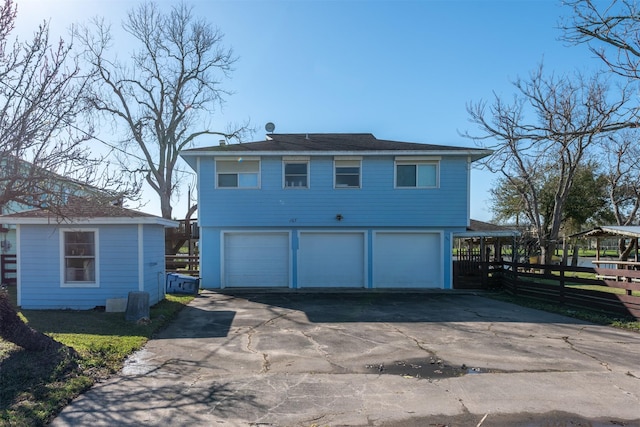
{"left": 261, "top": 353, "right": 271, "bottom": 373}
{"left": 299, "top": 328, "right": 349, "bottom": 372}
{"left": 390, "top": 325, "right": 436, "bottom": 357}
{"left": 245, "top": 312, "right": 289, "bottom": 373}
{"left": 561, "top": 335, "right": 612, "bottom": 372}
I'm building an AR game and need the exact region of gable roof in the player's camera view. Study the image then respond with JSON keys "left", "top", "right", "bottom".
{"left": 0, "top": 196, "right": 177, "bottom": 227}
{"left": 570, "top": 225, "right": 640, "bottom": 239}
{"left": 181, "top": 133, "right": 492, "bottom": 162}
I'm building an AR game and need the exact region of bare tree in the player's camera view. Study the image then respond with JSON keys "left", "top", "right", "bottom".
{"left": 465, "top": 65, "right": 633, "bottom": 263}
{"left": 562, "top": 0, "right": 640, "bottom": 259}
{"left": 76, "top": 1, "right": 248, "bottom": 224}
{"left": 563, "top": 0, "right": 640, "bottom": 80}
{"left": 0, "top": 0, "right": 114, "bottom": 352}
{"left": 599, "top": 131, "right": 640, "bottom": 258}
{"left": 0, "top": 0, "right": 108, "bottom": 214}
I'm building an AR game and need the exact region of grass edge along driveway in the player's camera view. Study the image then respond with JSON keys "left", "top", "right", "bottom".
{"left": 0, "top": 292, "right": 194, "bottom": 426}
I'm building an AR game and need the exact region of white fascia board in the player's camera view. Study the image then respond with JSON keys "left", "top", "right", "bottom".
{"left": 1, "top": 216, "right": 179, "bottom": 227}
{"left": 180, "top": 149, "right": 493, "bottom": 160}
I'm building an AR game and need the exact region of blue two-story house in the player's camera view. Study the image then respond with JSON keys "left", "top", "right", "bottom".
{"left": 180, "top": 133, "right": 490, "bottom": 290}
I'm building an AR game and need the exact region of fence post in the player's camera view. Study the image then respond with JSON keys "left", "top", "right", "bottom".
{"left": 559, "top": 266, "right": 565, "bottom": 305}
{"left": 509, "top": 260, "right": 518, "bottom": 295}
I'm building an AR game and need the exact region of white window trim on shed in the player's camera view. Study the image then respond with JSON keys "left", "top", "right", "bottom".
{"left": 59, "top": 227, "right": 100, "bottom": 288}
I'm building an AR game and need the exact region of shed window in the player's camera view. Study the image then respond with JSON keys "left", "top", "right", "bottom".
{"left": 62, "top": 230, "right": 98, "bottom": 286}
{"left": 216, "top": 159, "right": 260, "bottom": 188}
{"left": 395, "top": 162, "right": 438, "bottom": 188}
{"left": 334, "top": 160, "right": 361, "bottom": 188}
{"left": 284, "top": 162, "right": 308, "bottom": 188}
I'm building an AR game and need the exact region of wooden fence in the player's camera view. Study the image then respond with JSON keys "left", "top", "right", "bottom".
{"left": 165, "top": 254, "right": 199, "bottom": 276}
{"left": 498, "top": 261, "right": 640, "bottom": 320}
{"left": 1, "top": 254, "right": 16, "bottom": 286}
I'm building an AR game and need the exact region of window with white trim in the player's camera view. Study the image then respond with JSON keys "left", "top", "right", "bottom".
{"left": 284, "top": 162, "right": 308, "bottom": 188}
{"left": 216, "top": 159, "right": 260, "bottom": 188}
{"left": 334, "top": 159, "right": 361, "bottom": 188}
{"left": 62, "top": 230, "right": 98, "bottom": 286}
{"left": 395, "top": 161, "right": 438, "bottom": 188}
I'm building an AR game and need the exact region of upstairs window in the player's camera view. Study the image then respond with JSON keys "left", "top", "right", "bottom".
{"left": 216, "top": 159, "right": 260, "bottom": 188}
{"left": 395, "top": 159, "right": 439, "bottom": 188}
{"left": 61, "top": 230, "right": 99, "bottom": 286}
{"left": 334, "top": 159, "right": 361, "bottom": 188}
{"left": 284, "top": 161, "right": 309, "bottom": 188}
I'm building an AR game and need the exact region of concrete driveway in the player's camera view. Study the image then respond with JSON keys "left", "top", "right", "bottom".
{"left": 52, "top": 291, "right": 640, "bottom": 426}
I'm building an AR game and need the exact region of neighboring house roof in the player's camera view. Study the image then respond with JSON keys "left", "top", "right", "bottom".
{"left": 0, "top": 154, "right": 120, "bottom": 215}
{"left": 0, "top": 197, "right": 177, "bottom": 227}
{"left": 570, "top": 226, "right": 640, "bottom": 239}
{"left": 454, "top": 219, "right": 520, "bottom": 238}
{"left": 181, "top": 133, "right": 492, "bottom": 160}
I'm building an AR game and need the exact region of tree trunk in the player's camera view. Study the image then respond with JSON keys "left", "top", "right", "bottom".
{"left": 619, "top": 238, "right": 636, "bottom": 263}
{"left": 0, "top": 292, "right": 63, "bottom": 352}
{"left": 571, "top": 241, "right": 580, "bottom": 267}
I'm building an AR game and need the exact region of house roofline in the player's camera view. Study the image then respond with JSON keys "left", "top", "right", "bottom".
{"left": 180, "top": 149, "right": 493, "bottom": 160}
{"left": 0, "top": 216, "right": 178, "bottom": 227}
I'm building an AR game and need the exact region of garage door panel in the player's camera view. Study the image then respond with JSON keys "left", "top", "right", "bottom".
{"left": 298, "top": 232, "right": 365, "bottom": 288}
{"left": 224, "top": 233, "right": 289, "bottom": 287}
{"left": 374, "top": 233, "right": 441, "bottom": 288}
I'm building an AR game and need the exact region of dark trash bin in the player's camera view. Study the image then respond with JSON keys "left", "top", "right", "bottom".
{"left": 125, "top": 291, "right": 150, "bottom": 322}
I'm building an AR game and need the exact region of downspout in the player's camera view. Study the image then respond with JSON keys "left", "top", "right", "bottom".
{"left": 138, "top": 224, "right": 144, "bottom": 292}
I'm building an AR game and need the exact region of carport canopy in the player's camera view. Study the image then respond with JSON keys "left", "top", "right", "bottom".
{"left": 570, "top": 225, "right": 640, "bottom": 239}
{"left": 569, "top": 225, "right": 640, "bottom": 263}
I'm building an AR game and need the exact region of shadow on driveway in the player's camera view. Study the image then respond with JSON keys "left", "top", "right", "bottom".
{"left": 217, "top": 291, "right": 589, "bottom": 324}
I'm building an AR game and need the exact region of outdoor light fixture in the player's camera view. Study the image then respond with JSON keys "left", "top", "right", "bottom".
{"left": 336, "top": 214, "right": 343, "bottom": 221}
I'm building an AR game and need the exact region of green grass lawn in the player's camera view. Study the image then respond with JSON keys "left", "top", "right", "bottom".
{"left": 486, "top": 291, "right": 640, "bottom": 331}
{"left": 516, "top": 274, "right": 640, "bottom": 297}
{"left": 0, "top": 288, "right": 194, "bottom": 426}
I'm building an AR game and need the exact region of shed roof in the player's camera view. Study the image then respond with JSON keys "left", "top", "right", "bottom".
{"left": 0, "top": 196, "right": 177, "bottom": 227}
{"left": 570, "top": 226, "right": 640, "bottom": 239}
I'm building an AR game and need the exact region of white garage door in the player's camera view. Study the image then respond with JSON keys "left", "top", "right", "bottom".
{"left": 223, "top": 232, "right": 289, "bottom": 287}
{"left": 298, "top": 232, "right": 365, "bottom": 288}
{"left": 373, "top": 232, "right": 441, "bottom": 288}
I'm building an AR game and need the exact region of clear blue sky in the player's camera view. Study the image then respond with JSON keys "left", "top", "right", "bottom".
{"left": 16, "top": 0, "right": 600, "bottom": 220}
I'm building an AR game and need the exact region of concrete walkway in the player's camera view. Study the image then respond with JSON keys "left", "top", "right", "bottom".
{"left": 51, "top": 291, "right": 640, "bottom": 426}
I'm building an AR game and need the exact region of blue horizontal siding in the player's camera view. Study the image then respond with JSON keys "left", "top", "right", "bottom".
{"left": 18, "top": 224, "right": 151, "bottom": 309}
{"left": 142, "top": 224, "right": 166, "bottom": 305}
{"left": 199, "top": 226, "right": 221, "bottom": 289}
{"left": 199, "top": 156, "right": 470, "bottom": 228}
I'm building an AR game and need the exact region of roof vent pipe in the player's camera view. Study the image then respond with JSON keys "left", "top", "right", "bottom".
{"left": 219, "top": 140, "right": 226, "bottom": 146}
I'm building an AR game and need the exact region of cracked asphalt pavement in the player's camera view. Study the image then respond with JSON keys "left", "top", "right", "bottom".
{"left": 51, "top": 291, "right": 640, "bottom": 426}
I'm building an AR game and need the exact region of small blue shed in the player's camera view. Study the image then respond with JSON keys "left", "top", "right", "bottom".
{"left": 0, "top": 197, "right": 177, "bottom": 309}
